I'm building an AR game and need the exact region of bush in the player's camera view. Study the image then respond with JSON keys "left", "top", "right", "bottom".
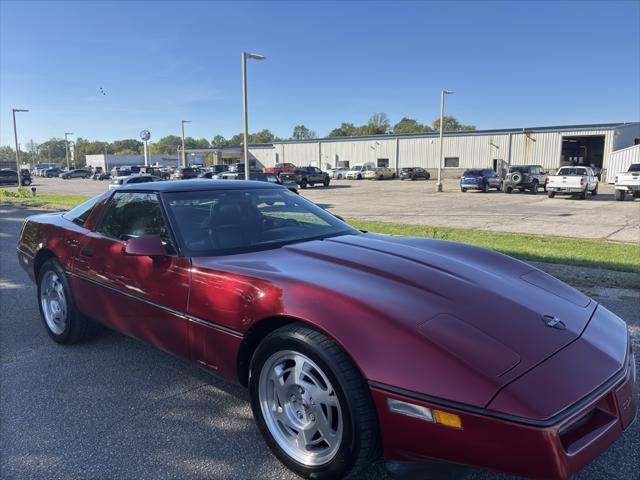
{"left": 0, "top": 187, "right": 32, "bottom": 198}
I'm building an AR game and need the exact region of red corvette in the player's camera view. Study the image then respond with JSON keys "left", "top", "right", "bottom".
{"left": 17, "top": 180, "right": 636, "bottom": 479}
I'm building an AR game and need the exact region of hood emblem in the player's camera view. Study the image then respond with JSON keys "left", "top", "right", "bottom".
{"left": 543, "top": 315, "right": 566, "bottom": 330}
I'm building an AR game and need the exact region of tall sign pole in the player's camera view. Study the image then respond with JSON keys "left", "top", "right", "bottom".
{"left": 140, "top": 130, "right": 151, "bottom": 167}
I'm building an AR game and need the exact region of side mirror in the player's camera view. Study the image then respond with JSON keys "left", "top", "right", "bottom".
{"left": 123, "top": 234, "right": 167, "bottom": 258}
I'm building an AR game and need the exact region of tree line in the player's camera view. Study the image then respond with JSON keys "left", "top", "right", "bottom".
{"left": 0, "top": 114, "right": 474, "bottom": 167}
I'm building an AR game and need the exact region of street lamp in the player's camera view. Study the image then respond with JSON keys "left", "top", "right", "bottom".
{"left": 436, "top": 90, "right": 453, "bottom": 192}
{"left": 242, "top": 51, "right": 266, "bottom": 180}
{"left": 12, "top": 108, "right": 29, "bottom": 187}
{"left": 181, "top": 120, "right": 191, "bottom": 167}
{"left": 64, "top": 132, "right": 74, "bottom": 171}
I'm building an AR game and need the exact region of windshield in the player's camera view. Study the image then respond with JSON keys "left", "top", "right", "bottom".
{"left": 163, "top": 188, "right": 359, "bottom": 256}
{"left": 463, "top": 170, "right": 483, "bottom": 176}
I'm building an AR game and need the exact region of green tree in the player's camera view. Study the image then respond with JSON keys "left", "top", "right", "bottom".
{"left": 291, "top": 125, "right": 316, "bottom": 140}
{"left": 328, "top": 122, "right": 358, "bottom": 137}
{"left": 211, "top": 135, "right": 228, "bottom": 148}
{"left": 251, "top": 129, "right": 278, "bottom": 144}
{"left": 0, "top": 145, "right": 16, "bottom": 163}
{"left": 149, "top": 135, "right": 181, "bottom": 154}
{"left": 36, "top": 138, "right": 67, "bottom": 163}
{"left": 110, "top": 139, "right": 143, "bottom": 154}
{"left": 431, "top": 116, "right": 476, "bottom": 132}
{"left": 393, "top": 117, "right": 432, "bottom": 134}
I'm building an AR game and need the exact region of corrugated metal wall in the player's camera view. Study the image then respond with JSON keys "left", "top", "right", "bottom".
{"left": 265, "top": 126, "right": 637, "bottom": 172}
{"left": 606, "top": 144, "right": 640, "bottom": 182}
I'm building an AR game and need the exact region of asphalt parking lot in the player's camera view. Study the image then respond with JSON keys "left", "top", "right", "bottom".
{"left": 20, "top": 176, "right": 640, "bottom": 243}
{"left": 1, "top": 205, "right": 639, "bottom": 480}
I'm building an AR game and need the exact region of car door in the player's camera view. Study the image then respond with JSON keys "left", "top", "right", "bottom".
{"left": 72, "top": 191, "right": 191, "bottom": 358}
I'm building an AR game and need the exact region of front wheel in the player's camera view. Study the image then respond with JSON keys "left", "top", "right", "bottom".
{"left": 323, "top": 178, "right": 330, "bottom": 187}
{"left": 530, "top": 181, "right": 538, "bottom": 194}
{"left": 37, "top": 258, "right": 100, "bottom": 344}
{"left": 22, "top": 179, "right": 31, "bottom": 186}
{"left": 482, "top": 183, "right": 489, "bottom": 193}
{"left": 249, "top": 324, "right": 379, "bottom": 480}
{"left": 548, "top": 191, "right": 556, "bottom": 198}
{"left": 505, "top": 186, "right": 513, "bottom": 194}
{"left": 591, "top": 185, "right": 598, "bottom": 195}
{"left": 300, "top": 179, "right": 308, "bottom": 189}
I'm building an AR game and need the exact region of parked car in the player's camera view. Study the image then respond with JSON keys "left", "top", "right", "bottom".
{"left": 546, "top": 166, "right": 598, "bottom": 199}
{"left": 110, "top": 166, "right": 133, "bottom": 177}
{"left": 198, "top": 165, "right": 230, "bottom": 179}
{"left": 0, "top": 168, "right": 32, "bottom": 186}
{"left": 44, "top": 167, "right": 63, "bottom": 178}
{"left": 363, "top": 167, "right": 396, "bottom": 180}
{"left": 139, "top": 166, "right": 170, "bottom": 180}
{"left": 108, "top": 174, "right": 163, "bottom": 190}
{"left": 60, "top": 169, "right": 92, "bottom": 179}
{"left": 291, "top": 166, "right": 330, "bottom": 188}
{"left": 460, "top": 169, "right": 503, "bottom": 192}
{"left": 400, "top": 167, "right": 430, "bottom": 181}
{"left": 613, "top": 163, "right": 640, "bottom": 201}
{"left": 326, "top": 167, "right": 350, "bottom": 180}
{"left": 345, "top": 162, "right": 375, "bottom": 180}
{"left": 504, "top": 165, "right": 548, "bottom": 194}
{"left": 263, "top": 163, "right": 297, "bottom": 175}
{"left": 171, "top": 167, "right": 199, "bottom": 180}
{"left": 18, "top": 180, "right": 636, "bottom": 480}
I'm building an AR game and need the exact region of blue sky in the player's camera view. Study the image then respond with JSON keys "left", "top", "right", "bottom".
{"left": 1, "top": 0, "right": 639, "bottom": 145}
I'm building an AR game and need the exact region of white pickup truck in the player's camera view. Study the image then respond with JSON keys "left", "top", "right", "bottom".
{"left": 614, "top": 163, "right": 640, "bottom": 201}
{"left": 546, "top": 166, "right": 598, "bottom": 199}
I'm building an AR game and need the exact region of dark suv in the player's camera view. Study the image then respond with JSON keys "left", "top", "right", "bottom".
{"left": 400, "top": 167, "right": 430, "bottom": 181}
{"left": 0, "top": 169, "right": 32, "bottom": 186}
{"left": 290, "top": 166, "right": 330, "bottom": 189}
{"left": 504, "top": 165, "right": 548, "bottom": 194}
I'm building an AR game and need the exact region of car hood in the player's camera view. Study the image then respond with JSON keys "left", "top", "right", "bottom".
{"left": 193, "top": 232, "right": 596, "bottom": 406}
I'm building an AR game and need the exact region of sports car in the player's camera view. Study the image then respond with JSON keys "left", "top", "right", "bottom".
{"left": 17, "top": 180, "right": 636, "bottom": 479}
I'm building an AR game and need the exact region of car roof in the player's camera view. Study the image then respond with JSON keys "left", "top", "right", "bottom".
{"left": 117, "top": 179, "right": 285, "bottom": 193}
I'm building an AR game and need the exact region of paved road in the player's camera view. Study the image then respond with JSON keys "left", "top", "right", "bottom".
{"left": 1, "top": 206, "right": 638, "bottom": 480}
{"left": 16, "top": 176, "right": 640, "bottom": 243}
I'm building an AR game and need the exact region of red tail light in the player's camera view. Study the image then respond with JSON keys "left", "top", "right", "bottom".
{"left": 615, "top": 176, "right": 618, "bottom": 183}
{"left": 580, "top": 177, "right": 585, "bottom": 185}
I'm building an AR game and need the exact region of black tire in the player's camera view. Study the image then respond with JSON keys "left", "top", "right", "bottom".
{"left": 323, "top": 177, "right": 330, "bottom": 187}
{"left": 249, "top": 324, "right": 379, "bottom": 480}
{"left": 37, "top": 258, "right": 100, "bottom": 344}
{"left": 377, "top": 175, "right": 383, "bottom": 180}
{"left": 511, "top": 172, "right": 523, "bottom": 185}
{"left": 461, "top": 187, "right": 467, "bottom": 192}
{"left": 424, "top": 172, "right": 431, "bottom": 180}
{"left": 392, "top": 173, "right": 396, "bottom": 179}
{"left": 615, "top": 190, "right": 625, "bottom": 201}
{"left": 633, "top": 192, "right": 640, "bottom": 199}
{"left": 22, "top": 178, "right": 31, "bottom": 186}
{"left": 579, "top": 187, "right": 588, "bottom": 200}
{"left": 505, "top": 186, "right": 513, "bottom": 194}
{"left": 300, "top": 179, "right": 308, "bottom": 189}
{"left": 496, "top": 182, "right": 503, "bottom": 191}
{"left": 591, "top": 184, "right": 598, "bottom": 195}
{"left": 357, "top": 174, "right": 362, "bottom": 180}
{"left": 530, "top": 181, "right": 538, "bottom": 194}
{"left": 548, "top": 191, "right": 556, "bottom": 198}
{"left": 482, "top": 183, "right": 489, "bottom": 193}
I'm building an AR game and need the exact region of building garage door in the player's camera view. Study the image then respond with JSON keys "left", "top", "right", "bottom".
{"left": 561, "top": 135, "right": 605, "bottom": 169}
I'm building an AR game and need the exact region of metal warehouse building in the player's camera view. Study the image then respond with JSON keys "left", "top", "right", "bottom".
{"left": 257, "top": 122, "right": 639, "bottom": 182}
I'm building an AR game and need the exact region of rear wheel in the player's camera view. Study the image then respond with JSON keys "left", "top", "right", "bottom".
{"left": 461, "top": 187, "right": 467, "bottom": 192}
{"left": 249, "top": 324, "right": 379, "bottom": 480}
{"left": 300, "top": 179, "right": 308, "bottom": 189}
{"left": 548, "top": 191, "right": 556, "bottom": 198}
{"left": 323, "top": 178, "right": 330, "bottom": 187}
{"left": 37, "top": 258, "right": 100, "bottom": 344}
{"left": 614, "top": 190, "right": 625, "bottom": 201}
{"left": 482, "top": 183, "right": 489, "bottom": 193}
{"left": 530, "top": 181, "right": 538, "bottom": 194}
{"left": 591, "top": 184, "right": 598, "bottom": 195}
{"left": 579, "top": 187, "right": 588, "bottom": 200}
{"left": 357, "top": 174, "right": 362, "bottom": 180}
{"left": 505, "top": 186, "right": 513, "bottom": 194}
{"left": 22, "top": 178, "right": 31, "bottom": 186}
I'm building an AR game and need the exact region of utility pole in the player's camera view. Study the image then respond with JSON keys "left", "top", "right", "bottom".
{"left": 64, "top": 132, "right": 74, "bottom": 170}
{"left": 12, "top": 108, "right": 29, "bottom": 187}
{"left": 436, "top": 90, "right": 453, "bottom": 192}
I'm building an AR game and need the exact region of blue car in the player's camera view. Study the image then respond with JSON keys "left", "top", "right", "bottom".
{"left": 460, "top": 169, "right": 503, "bottom": 192}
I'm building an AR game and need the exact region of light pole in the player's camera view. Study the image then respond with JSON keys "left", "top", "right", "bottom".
{"left": 436, "top": 90, "right": 453, "bottom": 192}
{"left": 12, "top": 108, "right": 29, "bottom": 187}
{"left": 64, "top": 132, "right": 74, "bottom": 171}
{"left": 181, "top": 120, "right": 191, "bottom": 167}
{"left": 242, "top": 51, "right": 266, "bottom": 180}
{"left": 140, "top": 130, "right": 151, "bottom": 167}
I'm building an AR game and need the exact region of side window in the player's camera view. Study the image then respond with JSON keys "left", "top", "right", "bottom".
{"left": 97, "top": 192, "right": 175, "bottom": 253}
{"left": 62, "top": 193, "right": 106, "bottom": 227}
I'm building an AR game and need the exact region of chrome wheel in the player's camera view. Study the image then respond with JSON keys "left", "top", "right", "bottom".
{"left": 258, "top": 350, "right": 343, "bottom": 466}
{"left": 40, "top": 270, "right": 67, "bottom": 335}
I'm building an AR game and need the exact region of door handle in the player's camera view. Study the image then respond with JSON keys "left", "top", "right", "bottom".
{"left": 80, "top": 246, "right": 94, "bottom": 257}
